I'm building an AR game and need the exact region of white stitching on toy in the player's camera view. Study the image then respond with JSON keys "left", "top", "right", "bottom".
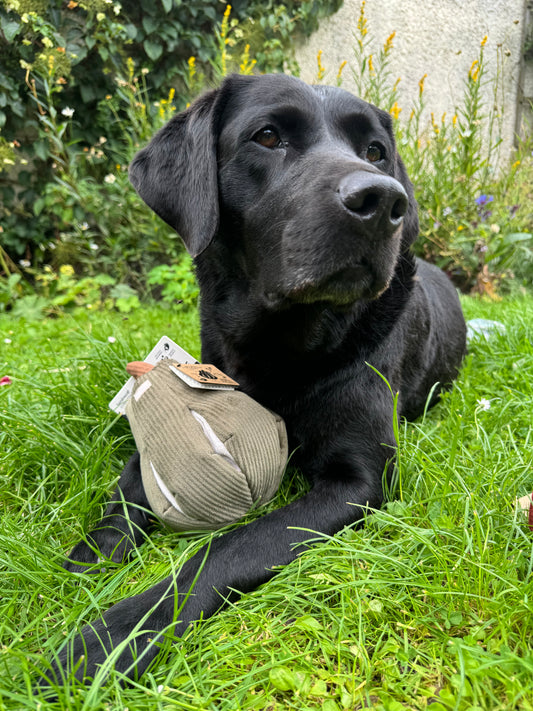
{"left": 190, "top": 409, "right": 242, "bottom": 473}
{"left": 150, "top": 460, "right": 185, "bottom": 514}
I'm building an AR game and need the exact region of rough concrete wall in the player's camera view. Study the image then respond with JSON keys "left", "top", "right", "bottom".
{"left": 295, "top": 0, "right": 528, "bottom": 163}
{"left": 520, "top": 1, "right": 533, "bottom": 132}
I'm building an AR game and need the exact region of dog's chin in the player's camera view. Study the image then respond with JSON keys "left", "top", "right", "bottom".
{"left": 263, "top": 265, "right": 391, "bottom": 311}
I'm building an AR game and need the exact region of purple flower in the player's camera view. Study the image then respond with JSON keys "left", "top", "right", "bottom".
{"left": 475, "top": 194, "right": 493, "bottom": 207}
{"left": 0, "top": 376, "right": 12, "bottom": 386}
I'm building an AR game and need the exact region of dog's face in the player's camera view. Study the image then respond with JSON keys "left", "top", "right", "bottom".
{"left": 130, "top": 74, "right": 418, "bottom": 310}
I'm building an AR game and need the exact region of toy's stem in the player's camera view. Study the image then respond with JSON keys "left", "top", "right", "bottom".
{"left": 126, "top": 361, "right": 155, "bottom": 379}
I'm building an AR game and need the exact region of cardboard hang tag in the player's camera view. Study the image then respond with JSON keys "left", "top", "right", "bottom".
{"left": 169, "top": 362, "right": 239, "bottom": 390}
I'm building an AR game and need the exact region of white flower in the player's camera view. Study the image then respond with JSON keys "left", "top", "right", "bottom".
{"left": 80, "top": 222, "right": 89, "bottom": 231}
{"left": 108, "top": 336, "right": 116, "bottom": 343}
{"left": 477, "top": 398, "right": 491, "bottom": 411}
{"left": 104, "top": 174, "right": 116, "bottom": 184}
{"left": 89, "top": 243, "right": 98, "bottom": 251}
{"left": 18, "top": 259, "right": 31, "bottom": 268}
{"left": 61, "top": 107, "right": 75, "bottom": 118}
{"left": 4, "top": 338, "right": 12, "bottom": 344}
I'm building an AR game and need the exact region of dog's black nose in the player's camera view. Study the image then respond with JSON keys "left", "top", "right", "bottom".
{"left": 337, "top": 172, "right": 408, "bottom": 234}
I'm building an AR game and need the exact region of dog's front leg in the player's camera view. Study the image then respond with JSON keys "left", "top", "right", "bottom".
{"left": 64, "top": 451, "right": 153, "bottom": 573}
{"left": 48, "top": 469, "right": 384, "bottom": 684}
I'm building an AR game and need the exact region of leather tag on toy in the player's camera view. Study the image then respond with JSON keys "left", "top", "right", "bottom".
{"left": 169, "top": 362, "right": 239, "bottom": 390}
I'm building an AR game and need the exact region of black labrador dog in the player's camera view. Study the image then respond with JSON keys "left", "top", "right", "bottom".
{"left": 46, "top": 73, "right": 466, "bottom": 685}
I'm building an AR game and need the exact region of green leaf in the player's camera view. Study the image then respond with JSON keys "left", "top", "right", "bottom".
{"left": 123, "top": 22, "right": 138, "bottom": 40}
{"left": 269, "top": 666, "right": 296, "bottom": 691}
{"left": 143, "top": 39, "right": 163, "bottom": 61}
{"left": 33, "top": 141, "right": 49, "bottom": 162}
{"left": 79, "top": 83, "right": 98, "bottom": 103}
{"left": 161, "top": 0, "right": 173, "bottom": 14}
{"left": 309, "top": 679, "right": 328, "bottom": 696}
{"left": 293, "top": 614, "right": 323, "bottom": 632}
{"left": 33, "top": 198, "right": 45, "bottom": 216}
{"left": 1, "top": 19, "right": 20, "bottom": 42}
{"left": 142, "top": 15, "right": 159, "bottom": 34}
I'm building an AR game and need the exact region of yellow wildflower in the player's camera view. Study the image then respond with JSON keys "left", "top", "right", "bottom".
{"left": 127, "top": 56, "right": 135, "bottom": 82}
{"left": 336, "top": 60, "right": 347, "bottom": 84}
{"left": 481, "top": 35, "right": 488, "bottom": 48}
{"left": 390, "top": 102, "right": 401, "bottom": 120}
{"left": 357, "top": 1, "right": 368, "bottom": 38}
{"left": 384, "top": 31, "right": 395, "bottom": 54}
{"left": 317, "top": 50, "right": 325, "bottom": 81}
{"left": 240, "top": 44, "right": 257, "bottom": 75}
{"left": 418, "top": 73, "right": 427, "bottom": 95}
{"left": 469, "top": 59, "right": 479, "bottom": 83}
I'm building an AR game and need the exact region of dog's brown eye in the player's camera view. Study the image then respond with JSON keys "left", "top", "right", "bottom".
{"left": 253, "top": 127, "right": 282, "bottom": 149}
{"left": 366, "top": 144, "right": 383, "bottom": 162}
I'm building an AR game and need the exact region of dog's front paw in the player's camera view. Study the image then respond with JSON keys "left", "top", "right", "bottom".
{"left": 63, "top": 538, "right": 106, "bottom": 574}
{"left": 63, "top": 530, "right": 132, "bottom": 574}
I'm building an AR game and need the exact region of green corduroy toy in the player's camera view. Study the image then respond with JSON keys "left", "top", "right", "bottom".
{"left": 125, "top": 359, "right": 288, "bottom": 531}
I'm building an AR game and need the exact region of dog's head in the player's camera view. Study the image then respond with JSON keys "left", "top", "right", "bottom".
{"left": 130, "top": 74, "right": 418, "bottom": 309}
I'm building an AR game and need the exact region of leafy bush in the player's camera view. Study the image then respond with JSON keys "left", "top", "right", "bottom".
{"left": 0, "top": 0, "right": 341, "bottom": 266}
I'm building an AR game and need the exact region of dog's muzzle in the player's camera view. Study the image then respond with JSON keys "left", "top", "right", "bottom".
{"left": 337, "top": 172, "right": 408, "bottom": 239}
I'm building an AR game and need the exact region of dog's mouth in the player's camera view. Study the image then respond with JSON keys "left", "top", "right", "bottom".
{"left": 264, "top": 262, "right": 389, "bottom": 309}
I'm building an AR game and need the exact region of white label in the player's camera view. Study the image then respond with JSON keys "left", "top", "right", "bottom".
{"left": 109, "top": 336, "right": 197, "bottom": 414}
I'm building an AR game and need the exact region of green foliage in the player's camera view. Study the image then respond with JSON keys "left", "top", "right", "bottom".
{"left": 147, "top": 255, "right": 199, "bottom": 308}
{"left": 0, "top": 0, "right": 341, "bottom": 266}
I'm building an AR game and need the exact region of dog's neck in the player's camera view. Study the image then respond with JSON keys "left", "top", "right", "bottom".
{"left": 195, "top": 249, "right": 417, "bottom": 401}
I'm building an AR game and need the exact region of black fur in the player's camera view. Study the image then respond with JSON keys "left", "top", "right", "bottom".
{"left": 43, "top": 74, "right": 466, "bottom": 686}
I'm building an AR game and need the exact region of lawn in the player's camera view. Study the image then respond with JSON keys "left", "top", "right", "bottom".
{"left": 0, "top": 293, "right": 532, "bottom": 710}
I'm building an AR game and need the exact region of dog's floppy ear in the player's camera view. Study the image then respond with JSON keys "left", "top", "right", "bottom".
{"left": 129, "top": 89, "right": 221, "bottom": 257}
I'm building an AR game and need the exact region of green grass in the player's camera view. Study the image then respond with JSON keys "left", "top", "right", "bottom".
{"left": 0, "top": 294, "right": 532, "bottom": 710}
